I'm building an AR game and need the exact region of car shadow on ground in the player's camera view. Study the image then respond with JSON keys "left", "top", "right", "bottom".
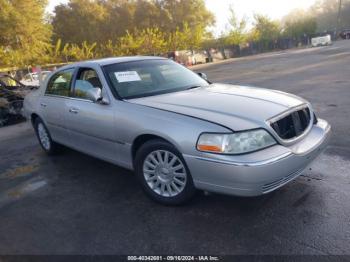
{"left": 39, "top": 145, "right": 313, "bottom": 213}
{"left": 22, "top": 147, "right": 325, "bottom": 254}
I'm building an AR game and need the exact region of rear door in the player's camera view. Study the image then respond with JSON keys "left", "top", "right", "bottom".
{"left": 38, "top": 68, "right": 75, "bottom": 144}
{"left": 64, "top": 67, "right": 117, "bottom": 163}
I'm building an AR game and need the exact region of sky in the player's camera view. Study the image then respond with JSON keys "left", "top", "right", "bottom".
{"left": 205, "top": 0, "right": 316, "bottom": 35}
{"left": 48, "top": 0, "right": 317, "bottom": 36}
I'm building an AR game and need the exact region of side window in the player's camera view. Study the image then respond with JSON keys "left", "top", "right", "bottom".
{"left": 46, "top": 69, "right": 74, "bottom": 97}
{"left": 24, "top": 75, "right": 32, "bottom": 81}
{"left": 73, "top": 68, "right": 102, "bottom": 99}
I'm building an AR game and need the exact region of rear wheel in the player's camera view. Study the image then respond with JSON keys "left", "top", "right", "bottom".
{"left": 134, "top": 139, "right": 196, "bottom": 205}
{"left": 34, "top": 118, "right": 60, "bottom": 155}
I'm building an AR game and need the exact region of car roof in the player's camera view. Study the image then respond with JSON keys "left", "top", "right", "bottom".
{"left": 58, "top": 56, "right": 167, "bottom": 71}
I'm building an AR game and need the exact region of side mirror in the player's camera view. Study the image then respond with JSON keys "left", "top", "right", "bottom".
{"left": 197, "top": 72, "right": 208, "bottom": 81}
{"left": 86, "top": 87, "right": 102, "bottom": 102}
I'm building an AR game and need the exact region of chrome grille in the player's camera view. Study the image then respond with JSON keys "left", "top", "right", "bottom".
{"left": 270, "top": 107, "right": 311, "bottom": 140}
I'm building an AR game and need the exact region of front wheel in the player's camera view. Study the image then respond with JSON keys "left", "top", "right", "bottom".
{"left": 134, "top": 139, "right": 196, "bottom": 205}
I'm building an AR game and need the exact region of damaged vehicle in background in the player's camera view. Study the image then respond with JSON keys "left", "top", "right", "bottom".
{"left": 0, "top": 73, "right": 37, "bottom": 126}
{"left": 23, "top": 57, "right": 331, "bottom": 205}
{"left": 21, "top": 71, "right": 51, "bottom": 87}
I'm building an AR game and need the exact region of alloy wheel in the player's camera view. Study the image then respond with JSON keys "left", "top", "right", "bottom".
{"left": 143, "top": 150, "right": 187, "bottom": 197}
{"left": 37, "top": 123, "right": 51, "bottom": 150}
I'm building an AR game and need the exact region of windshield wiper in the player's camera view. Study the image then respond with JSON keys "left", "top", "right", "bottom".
{"left": 185, "top": 85, "right": 202, "bottom": 90}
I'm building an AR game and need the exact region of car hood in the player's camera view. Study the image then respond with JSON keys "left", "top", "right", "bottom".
{"left": 128, "top": 83, "right": 307, "bottom": 131}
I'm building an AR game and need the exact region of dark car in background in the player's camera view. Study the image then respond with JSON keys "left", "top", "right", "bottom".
{"left": 0, "top": 73, "right": 37, "bottom": 126}
{"left": 340, "top": 29, "right": 350, "bottom": 39}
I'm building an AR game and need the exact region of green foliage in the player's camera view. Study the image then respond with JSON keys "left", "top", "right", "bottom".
{"left": 282, "top": 9, "right": 317, "bottom": 39}
{"left": 252, "top": 14, "right": 281, "bottom": 42}
{"left": 98, "top": 40, "right": 120, "bottom": 58}
{"left": 2, "top": 0, "right": 350, "bottom": 70}
{"left": 115, "top": 28, "right": 168, "bottom": 56}
{"left": 52, "top": 0, "right": 215, "bottom": 46}
{"left": 62, "top": 42, "right": 97, "bottom": 61}
{"left": 44, "top": 38, "right": 62, "bottom": 63}
{"left": 180, "top": 23, "right": 206, "bottom": 51}
{"left": 167, "top": 27, "right": 188, "bottom": 51}
{"left": 118, "top": 31, "right": 144, "bottom": 56}
{"left": 0, "top": 0, "right": 214, "bottom": 69}
{"left": 310, "top": 0, "right": 350, "bottom": 32}
{"left": 40, "top": 22, "right": 206, "bottom": 64}
{"left": 223, "top": 5, "right": 248, "bottom": 46}
{"left": 0, "top": 0, "right": 51, "bottom": 67}
{"left": 138, "top": 28, "right": 167, "bottom": 55}
{"left": 52, "top": 0, "right": 107, "bottom": 44}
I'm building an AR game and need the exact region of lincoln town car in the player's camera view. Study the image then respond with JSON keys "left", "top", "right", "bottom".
{"left": 23, "top": 57, "right": 331, "bottom": 205}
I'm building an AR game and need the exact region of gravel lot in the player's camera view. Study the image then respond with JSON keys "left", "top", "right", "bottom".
{"left": 0, "top": 40, "right": 349, "bottom": 255}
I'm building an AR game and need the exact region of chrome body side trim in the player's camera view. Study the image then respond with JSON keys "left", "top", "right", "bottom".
{"left": 44, "top": 94, "right": 94, "bottom": 103}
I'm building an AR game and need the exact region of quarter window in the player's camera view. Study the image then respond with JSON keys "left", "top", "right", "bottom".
{"left": 46, "top": 69, "right": 74, "bottom": 97}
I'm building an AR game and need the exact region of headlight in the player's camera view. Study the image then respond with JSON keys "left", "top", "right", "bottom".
{"left": 197, "top": 129, "right": 276, "bottom": 154}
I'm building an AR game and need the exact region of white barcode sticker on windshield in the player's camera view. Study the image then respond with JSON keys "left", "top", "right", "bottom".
{"left": 115, "top": 71, "right": 141, "bottom": 83}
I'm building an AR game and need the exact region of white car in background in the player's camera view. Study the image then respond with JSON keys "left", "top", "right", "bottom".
{"left": 21, "top": 71, "right": 51, "bottom": 87}
{"left": 311, "top": 35, "right": 332, "bottom": 47}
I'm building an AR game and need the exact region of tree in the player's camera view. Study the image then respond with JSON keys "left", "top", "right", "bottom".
{"left": 52, "top": 0, "right": 107, "bottom": 44}
{"left": 62, "top": 41, "right": 97, "bottom": 61}
{"left": 133, "top": 0, "right": 163, "bottom": 30}
{"left": 223, "top": 5, "right": 248, "bottom": 46}
{"left": 98, "top": 0, "right": 135, "bottom": 42}
{"left": 118, "top": 31, "right": 144, "bottom": 56}
{"left": 250, "top": 14, "right": 279, "bottom": 46}
{"left": 98, "top": 40, "right": 121, "bottom": 57}
{"left": 51, "top": 0, "right": 215, "bottom": 46}
{"left": 167, "top": 27, "right": 188, "bottom": 51}
{"left": 309, "top": 0, "right": 350, "bottom": 33}
{"left": 43, "top": 39, "right": 63, "bottom": 63}
{"left": 0, "top": 0, "right": 51, "bottom": 67}
{"left": 159, "top": 0, "right": 215, "bottom": 32}
{"left": 139, "top": 28, "right": 167, "bottom": 55}
{"left": 182, "top": 22, "right": 206, "bottom": 51}
{"left": 282, "top": 9, "right": 317, "bottom": 39}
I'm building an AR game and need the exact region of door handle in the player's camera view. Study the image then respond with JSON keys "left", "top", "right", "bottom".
{"left": 40, "top": 103, "right": 47, "bottom": 107}
{"left": 69, "top": 108, "right": 79, "bottom": 114}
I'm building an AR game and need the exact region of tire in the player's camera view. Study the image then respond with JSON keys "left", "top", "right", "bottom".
{"left": 34, "top": 118, "right": 60, "bottom": 155}
{"left": 134, "top": 139, "right": 196, "bottom": 205}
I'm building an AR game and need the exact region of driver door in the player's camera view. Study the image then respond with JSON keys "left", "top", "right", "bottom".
{"left": 64, "top": 67, "right": 118, "bottom": 163}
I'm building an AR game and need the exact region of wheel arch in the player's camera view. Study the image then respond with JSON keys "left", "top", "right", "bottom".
{"left": 30, "top": 113, "right": 41, "bottom": 127}
{"left": 131, "top": 134, "right": 181, "bottom": 165}
{"left": 30, "top": 113, "right": 49, "bottom": 131}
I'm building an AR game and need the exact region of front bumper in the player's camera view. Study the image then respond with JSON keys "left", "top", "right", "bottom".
{"left": 183, "top": 119, "right": 331, "bottom": 196}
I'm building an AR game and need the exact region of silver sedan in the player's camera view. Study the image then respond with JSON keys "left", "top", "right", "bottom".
{"left": 23, "top": 57, "right": 331, "bottom": 205}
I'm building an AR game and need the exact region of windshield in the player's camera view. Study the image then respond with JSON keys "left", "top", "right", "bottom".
{"left": 0, "top": 76, "right": 19, "bottom": 87}
{"left": 103, "top": 59, "right": 209, "bottom": 99}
